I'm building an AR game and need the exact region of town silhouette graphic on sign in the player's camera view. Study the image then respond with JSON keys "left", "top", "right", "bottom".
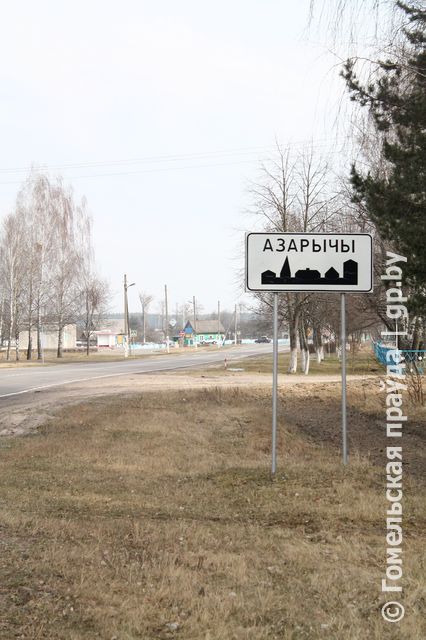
{"left": 261, "top": 257, "right": 358, "bottom": 286}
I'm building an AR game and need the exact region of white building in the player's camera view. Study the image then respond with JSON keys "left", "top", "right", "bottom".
{"left": 18, "top": 324, "right": 77, "bottom": 351}
{"left": 95, "top": 330, "right": 118, "bottom": 348}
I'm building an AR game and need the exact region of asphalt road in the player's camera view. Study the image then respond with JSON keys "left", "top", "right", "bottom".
{"left": 0, "top": 344, "right": 283, "bottom": 401}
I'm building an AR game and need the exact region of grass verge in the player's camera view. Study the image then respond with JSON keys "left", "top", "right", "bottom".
{"left": 228, "top": 348, "right": 381, "bottom": 376}
{"left": 0, "top": 385, "right": 424, "bottom": 639}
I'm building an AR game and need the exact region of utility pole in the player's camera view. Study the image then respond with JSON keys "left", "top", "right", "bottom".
{"left": 193, "top": 295, "right": 197, "bottom": 348}
{"left": 141, "top": 299, "right": 146, "bottom": 344}
{"left": 234, "top": 303, "right": 238, "bottom": 345}
{"left": 124, "top": 274, "right": 135, "bottom": 357}
{"left": 139, "top": 294, "right": 149, "bottom": 345}
{"left": 124, "top": 274, "right": 128, "bottom": 357}
{"left": 217, "top": 300, "right": 221, "bottom": 348}
{"left": 160, "top": 301, "right": 165, "bottom": 338}
{"left": 165, "top": 284, "right": 169, "bottom": 353}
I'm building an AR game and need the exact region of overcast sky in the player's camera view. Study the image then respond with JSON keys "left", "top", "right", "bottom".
{"left": 0, "top": 0, "right": 368, "bottom": 316}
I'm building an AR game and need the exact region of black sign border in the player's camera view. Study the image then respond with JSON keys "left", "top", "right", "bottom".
{"left": 245, "top": 232, "right": 374, "bottom": 293}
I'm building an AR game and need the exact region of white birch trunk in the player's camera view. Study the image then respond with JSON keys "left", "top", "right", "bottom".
{"left": 6, "top": 284, "right": 14, "bottom": 361}
{"left": 304, "top": 349, "right": 310, "bottom": 374}
{"left": 37, "top": 302, "right": 42, "bottom": 360}
{"left": 301, "top": 347, "right": 306, "bottom": 372}
{"left": 0, "top": 295, "right": 3, "bottom": 345}
{"left": 57, "top": 323, "right": 64, "bottom": 358}
{"left": 15, "top": 328, "right": 20, "bottom": 361}
{"left": 288, "top": 306, "right": 299, "bottom": 374}
{"left": 288, "top": 347, "right": 297, "bottom": 373}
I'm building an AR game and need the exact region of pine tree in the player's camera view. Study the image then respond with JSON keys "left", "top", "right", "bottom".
{"left": 343, "top": 1, "right": 426, "bottom": 312}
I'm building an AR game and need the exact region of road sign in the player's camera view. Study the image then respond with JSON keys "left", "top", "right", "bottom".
{"left": 169, "top": 318, "right": 177, "bottom": 327}
{"left": 130, "top": 329, "right": 137, "bottom": 337}
{"left": 246, "top": 232, "right": 373, "bottom": 292}
{"left": 246, "top": 232, "right": 374, "bottom": 476}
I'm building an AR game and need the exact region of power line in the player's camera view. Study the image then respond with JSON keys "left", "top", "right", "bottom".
{"left": 0, "top": 145, "right": 275, "bottom": 174}
{"left": 0, "top": 159, "right": 264, "bottom": 184}
{"left": 0, "top": 136, "right": 351, "bottom": 178}
{"left": 0, "top": 146, "right": 353, "bottom": 186}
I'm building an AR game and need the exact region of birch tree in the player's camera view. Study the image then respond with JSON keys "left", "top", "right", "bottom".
{"left": 31, "top": 175, "right": 58, "bottom": 360}
{"left": 36, "top": 178, "right": 95, "bottom": 358}
{"left": 250, "top": 145, "right": 340, "bottom": 373}
{"left": 139, "top": 292, "right": 154, "bottom": 344}
{"left": 81, "top": 276, "right": 110, "bottom": 355}
{"left": 0, "top": 211, "right": 26, "bottom": 361}
{"left": 14, "top": 174, "right": 54, "bottom": 359}
{"left": 0, "top": 171, "right": 106, "bottom": 360}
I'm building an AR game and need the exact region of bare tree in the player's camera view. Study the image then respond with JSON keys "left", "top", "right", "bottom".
{"left": 31, "top": 175, "right": 60, "bottom": 359}
{"left": 250, "top": 144, "right": 340, "bottom": 373}
{"left": 139, "top": 292, "right": 154, "bottom": 344}
{"left": 81, "top": 276, "right": 110, "bottom": 355}
{"left": 0, "top": 211, "right": 26, "bottom": 361}
{"left": 45, "top": 179, "right": 94, "bottom": 357}
{"left": 0, "top": 171, "right": 105, "bottom": 360}
{"left": 13, "top": 173, "right": 57, "bottom": 359}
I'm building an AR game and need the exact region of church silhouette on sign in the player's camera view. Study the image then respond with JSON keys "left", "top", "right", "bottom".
{"left": 261, "top": 257, "right": 358, "bottom": 286}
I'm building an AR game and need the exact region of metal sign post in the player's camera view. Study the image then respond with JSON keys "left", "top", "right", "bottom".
{"left": 272, "top": 293, "right": 278, "bottom": 476}
{"left": 341, "top": 293, "right": 348, "bottom": 465}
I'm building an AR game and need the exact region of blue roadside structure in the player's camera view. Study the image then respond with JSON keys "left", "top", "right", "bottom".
{"left": 373, "top": 341, "right": 426, "bottom": 373}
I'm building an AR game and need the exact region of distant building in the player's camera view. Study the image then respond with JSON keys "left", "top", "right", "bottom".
{"left": 92, "top": 319, "right": 127, "bottom": 348}
{"left": 97, "top": 318, "right": 125, "bottom": 334}
{"left": 95, "top": 330, "right": 117, "bottom": 348}
{"left": 19, "top": 324, "right": 77, "bottom": 351}
{"left": 184, "top": 320, "right": 225, "bottom": 346}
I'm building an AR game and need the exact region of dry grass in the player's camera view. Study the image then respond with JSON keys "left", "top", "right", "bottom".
{"left": 229, "top": 349, "right": 380, "bottom": 377}
{"left": 0, "top": 385, "right": 425, "bottom": 639}
{"left": 0, "top": 350, "right": 167, "bottom": 367}
{"left": 0, "top": 345, "right": 235, "bottom": 368}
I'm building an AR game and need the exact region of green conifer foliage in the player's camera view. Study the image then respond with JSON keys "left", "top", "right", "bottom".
{"left": 344, "top": 2, "right": 426, "bottom": 312}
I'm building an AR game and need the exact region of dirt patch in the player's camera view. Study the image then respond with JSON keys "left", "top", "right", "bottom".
{"left": 0, "top": 410, "right": 53, "bottom": 437}
{"left": 277, "top": 379, "right": 426, "bottom": 482}
{"left": 0, "top": 366, "right": 374, "bottom": 437}
{"left": 1, "top": 367, "right": 424, "bottom": 484}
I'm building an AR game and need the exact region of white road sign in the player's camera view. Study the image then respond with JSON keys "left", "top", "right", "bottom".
{"left": 246, "top": 232, "right": 373, "bottom": 292}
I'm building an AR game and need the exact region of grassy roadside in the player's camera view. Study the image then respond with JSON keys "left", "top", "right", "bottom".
{"left": 0, "top": 384, "right": 424, "bottom": 639}
{"left": 0, "top": 345, "right": 229, "bottom": 368}
{"left": 225, "top": 348, "right": 380, "bottom": 377}
{"left": 0, "top": 347, "right": 205, "bottom": 369}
